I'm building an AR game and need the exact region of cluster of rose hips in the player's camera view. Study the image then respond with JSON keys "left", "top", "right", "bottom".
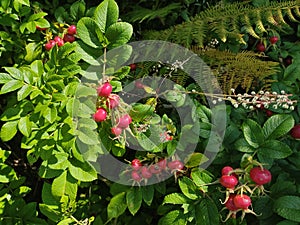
{"left": 130, "top": 158, "right": 184, "bottom": 184}
{"left": 93, "top": 82, "right": 132, "bottom": 136}
{"left": 219, "top": 165, "right": 272, "bottom": 222}
{"left": 256, "top": 36, "right": 279, "bottom": 52}
{"left": 43, "top": 25, "right": 77, "bottom": 51}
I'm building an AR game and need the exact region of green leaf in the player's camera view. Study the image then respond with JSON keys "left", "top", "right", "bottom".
{"left": 57, "top": 218, "right": 74, "bottom": 225}
{"left": 190, "top": 169, "right": 213, "bottom": 192}
{"left": 51, "top": 171, "right": 67, "bottom": 199}
{"left": 0, "top": 164, "right": 17, "bottom": 183}
{"left": 39, "top": 204, "right": 61, "bottom": 222}
{"left": 184, "top": 153, "right": 208, "bottom": 168}
{"left": 70, "top": 0, "right": 86, "bottom": 21}
{"left": 234, "top": 138, "right": 256, "bottom": 153}
{"left": 274, "top": 196, "right": 300, "bottom": 222}
{"left": 77, "top": 17, "right": 105, "bottom": 48}
{"left": 18, "top": 116, "right": 32, "bottom": 137}
{"left": 0, "top": 120, "right": 18, "bottom": 142}
{"left": 276, "top": 221, "right": 298, "bottom": 225}
{"left": 68, "top": 159, "right": 97, "bottom": 182}
{"left": 94, "top": 0, "right": 119, "bottom": 33}
{"left": 259, "top": 140, "right": 292, "bottom": 159}
{"left": 195, "top": 198, "right": 219, "bottom": 225}
{"left": 130, "top": 103, "right": 155, "bottom": 122}
{"left": 106, "top": 22, "right": 133, "bottom": 48}
{"left": 158, "top": 210, "right": 187, "bottom": 225}
{"left": 0, "top": 73, "right": 13, "bottom": 84}
{"left": 76, "top": 127, "right": 99, "bottom": 145}
{"left": 163, "top": 193, "right": 191, "bottom": 205}
{"left": 0, "top": 80, "right": 23, "bottom": 94}
{"left": 107, "top": 192, "right": 127, "bottom": 220}
{"left": 4, "top": 67, "right": 23, "bottom": 80}
{"left": 43, "top": 106, "right": 57, "bottom": 123}
{"left": 242, "top": 119, "right": 264, "bottom": 148}
{"left": 126, "top": 187, "right": 142, "bottom": 215}
{"left": 263, "top": 114, "right": 294, "bottom": 140}
{"left": 141, "top": 185, "right": 154, "bottom": 206}
{"left": 17, "top": 84, "right": 32, "bottom": 101}
{"left": 178, "top": 177, "right": 200, "bottom": 200}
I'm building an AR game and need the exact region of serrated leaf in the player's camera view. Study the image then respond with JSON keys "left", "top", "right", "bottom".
{"left": 274, "top": 196, "right": 300, "bottom": 222}
{"left": 242, "top": 119, "right": 264, "bottom": 148}
{"left": 43, "top": 106, "right": 57, "bottom": 123}
{"left": 68, "top": 159, "right": 97, "bottom": 182}
{"left": 126, "top": 187, "right": 142, "bottom": 216}
{"left": 163, "top": 193, "right": 191, "bottom": 205}
{"left": 18, "top": 116, "right": 32, "bottom": 137}
{"left": 178, "top": 177, "right": 200, "bottom": 200}
{"left": 77, "top": 17, "right": 105, "bottom": 48}
{"left": 70, "top": 0, "right": 86, "bottom": 21}
{"left": 107, "top": 192, "right": 127, "bottom": 220}
{"left": 234, "top": 138, "right": 256, "bottom": 153}
{"left": 263, "top": 114, "right": 294, "bottom": 140}
{"left": 195, "top": 198, "right": 219, "bottom": 225}
{"left": 0, "top": 80, "right": 23, "bottom": 94}
{"left": 76, "top": 127, "right": 99, "bottom": 145}
{"left": 94, "top": 0, "right": 119, "bottom": 32}
{"left": 106, "top": 22, "right": 133, "bottom": 49}
{"left": 158, "top": 210, "right": 187, "bottom": 225}
{"left": 0, "top": 120, "right": 18, "bottom": 142}
{"left": 259, "top": 140, "right": 292, "bottom": 159}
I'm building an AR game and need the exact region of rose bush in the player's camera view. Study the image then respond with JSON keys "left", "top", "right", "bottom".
{"left": 0, "top": 0, "right": 300, "bottom": 225}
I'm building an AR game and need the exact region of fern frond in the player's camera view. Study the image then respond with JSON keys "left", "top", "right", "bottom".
{"left": 191, "top": 48, "right": 279, "bottom": 94}
{"left": 143, "top": 1, "right": 300, "bottom": 48}
{"left": 285, "top": 8, "right": 299, "bottom": 22}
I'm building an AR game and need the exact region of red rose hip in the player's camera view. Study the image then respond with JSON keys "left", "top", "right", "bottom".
{"left": 167, "top": 160, "right": 184, "bottom": 171}
{"left": 116, "top": 114, "right": 132, "bottom": 128}
{"left": 97, "top": 82, "right": 112, "bottom": 97}
{"left": 67, "top": 25, "right": 77, "bottom": 35}
{"left": 269, "top": 36, "right": 279, "bottom": 44}
{"left": 111, "top": 127, "right": 122, "bottom": 136}
{"left": 131, "top": 159, "right": 142, "bottom": 171}
{"left": 93, "top": 108, "right": 107, "bottom": 122}
{"left": 233, "top": 194, "right": 252, "bottom": 210}
{"left": 45, "top": 40, "right": 56, "bottom": 51}
{"left": 220, "top": 175, "right": 238, "bottom": 189}
{"left": 249, "top": 167, "right": 272, "bottom": 185}
{"left": 256, "top": 42, "right": 266, "bottom": 52}
{"left": 290, "top": 124, "right": 300, "bottom": 139}
{"left": 63, "top": 34, "right": 76, "bottom": 43}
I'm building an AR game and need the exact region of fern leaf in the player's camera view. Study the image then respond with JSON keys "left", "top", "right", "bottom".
{"left": 242, "top": 15, "right": 260, "bottom": 39}
{"left": 275, "top": 8, "right": 287, "bottom": 24}
{"left": 265, "top": 10, "right": 278, "bottom": 26}
{"left": 285, "top": 8, "right": 299, "bottom": 22}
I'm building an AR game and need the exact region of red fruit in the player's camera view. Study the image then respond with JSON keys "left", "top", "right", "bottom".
{"left": 93, "top": 108, "right": 107, "bottom": 122}
{"left": 131, "top": 159, "right": 142, "bottom": 171}
{"left": 111, "top": 127, "right": 122, "bottom": 136}
{"left": 220, "top": 175, "right": 238, "bottom": 189}
{"left": 225, "top": 194, "right": 239, "bottom": 211}
{"left": 256, "top": 42, "right": 266, "bottom": 52}
{"left": 250, "top": 167, "right": 272, "bottom": 185}
{"left": 166, "top": 134, "right": 173, "bottom": 141}
{"left": 149, "top": 164, "right": 162, "bottom": 174}
{"left": 63, "top": 34, "right": 76, "bottom": 43}
{"left": 222, "top": 166, "right": 234, "bottom": 175}
{"left": 290, "top": 124, "right": 300, "bottom": 139}
{"left": 266, "top": 110, "right": 273, "bottom": 117}
{"left": 130, "top": 63, "right": 136, "bottom": 71}
{"left": 54, "top": 36, "right": 64, "bottom": 47}
{"left": 269, "top": 36, "right": 279, "bottom": 44}
{"left": 44, "top": 40, "right": 56, "bottom": 51}
{"left": 131, "top": 171, "right": 142, "bottom": 182}
{"left": 167, "top": 160, "right": 184, "bottom": 171}
{"left": 233, "top": 194, "right": 252, "bottom": 210}
{"left": 141, "top": 166, "right": 152, "bottom": 179}
{"left": 116, "top": 114, "right": 132, "bottom": 129}
{"left": 97, "top": 82, "right": 112, "bottom": 97}
{"left": 157, "top": 158, "right": 167, "bottom": 170}
{"left": 67, "top": 25, "right": 77, "bottom": 35}
{"left": 106, "top": 94, "right": 120, "bottom": 109}
{"left": 135, "top": 81, "right": 144, "bottom": 89}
